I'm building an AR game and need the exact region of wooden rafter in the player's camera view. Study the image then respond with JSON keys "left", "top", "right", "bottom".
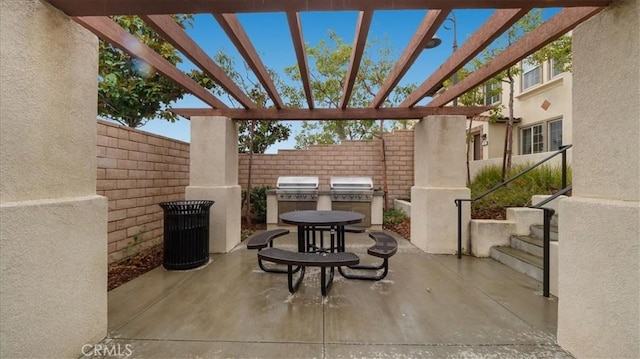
{"left": 73, "top": 16, "right": 227, "bottom": 109}
{"left": 340, "top": 11, "right": 373, "bottom": 109}
{"left": 141, "top": 15, "right": 257, "bottom": 109}
{"left": 45, "top": 0, "right": 614, "bottom": 17}
{"left": 213, "top": 13, "right": 285, "bottom": 109}
{"left": 400, "top": 8, "right": 531, "bottom": 108}
{"left": 427, "top": 7, "right": 604, "bottom": 107}
{"left": 287, "top": 12, "right": 314, "bottom": 109}
{"left": 369, "top": 10, "right": 450, "bottom": 109}
{"left": 172, "top": 106, "right": 492, "bottom": 120}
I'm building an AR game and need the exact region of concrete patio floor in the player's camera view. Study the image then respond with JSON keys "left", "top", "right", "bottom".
{"left": 99, "top": 231, "right": 571, "bottom": 358}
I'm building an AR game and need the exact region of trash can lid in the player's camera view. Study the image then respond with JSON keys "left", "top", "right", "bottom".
{"left": 159, "top": 200, "right": 215, "bottom": 212}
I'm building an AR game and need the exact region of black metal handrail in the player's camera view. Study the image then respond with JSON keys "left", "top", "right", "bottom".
{"left": 529, "top": 184, "right": 572, "bottom": 297}
{"left": 454, "top": 145, "right": 572, "bottom": 295}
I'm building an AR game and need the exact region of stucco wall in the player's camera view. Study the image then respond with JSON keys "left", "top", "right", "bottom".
{"left": 1, "top": 1, "right": 107, "bottom": 357}
{"left": 557, "top": 0, "right": 640, "bottom": 357}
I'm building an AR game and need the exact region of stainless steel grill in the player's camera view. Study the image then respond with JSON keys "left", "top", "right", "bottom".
{"left": 275, "top": 176, "right": 319, "bottom": 202}
{"left": 330, "top": 176, "right": 374, "bottom": 227}
{"left": 275, "top": 176, "right": 319, "bottom": 224}
{"left": 330, "top": 176, "right": 374, "bottom": 202}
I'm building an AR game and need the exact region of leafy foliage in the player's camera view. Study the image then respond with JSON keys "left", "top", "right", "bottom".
{"left": 249, "top": 185, "right": 271, "bottom": 222}
{"left": 284, "top": 32, "right": 416, "bottom": 148}
{"left": 212, "top": 51, "right": 291, "bottom": 154}
{"left": 383, "top": 208, "right": 408, "bottom": 227}
{"left": 98, "top": 15, "right": 216, "bottom": 128}
{"left": 470, "top": 163, "right": 572, "bottom": 219}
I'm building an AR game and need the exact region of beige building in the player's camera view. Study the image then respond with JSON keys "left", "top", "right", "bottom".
{"left": 469, "top": 52, "right": 573, "bottom": 176}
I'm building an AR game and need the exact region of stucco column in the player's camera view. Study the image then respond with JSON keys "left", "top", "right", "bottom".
{"left": 411, "top": 116, "right": 470, "bottom": 254}
{"left": 186, "top": 117, "right": 241, "bottom": 253}
{"left": 0, "top": 2, "right": 107, "bottom": 358}
{"left": 557, "top": 0, "right": 640, "bottom": 357}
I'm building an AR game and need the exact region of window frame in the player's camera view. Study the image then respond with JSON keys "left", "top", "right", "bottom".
{"left": 548, "top": 118, "right": 563, "bottom": 151}
{"left": 520, "top": 123, "right": 544, "bottom": 155}
{"left": 483, "top": 81, "right": 501, "bottom": 106}
{"left": 521, "top": 57, "right": 542, "bottom": 91}
{"left": 549, "top": 58, "right": 563, "bottom": 78}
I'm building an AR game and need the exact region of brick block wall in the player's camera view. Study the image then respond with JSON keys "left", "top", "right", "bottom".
{"left": 238, "top": 130, "right": 414, "bottom": 201}
{"left": 97, "top": 120, "right": 189, "bottom": 263}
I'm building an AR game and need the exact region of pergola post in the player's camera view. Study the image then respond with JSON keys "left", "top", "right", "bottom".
{"left": 187, "top": 117, "right": 241, "bottom": 253}
{"left": 0, "top": 1, "right": 107, "bottom": 357}
{"left": 557, "top": 0, "right": 639, "bottom": 356}
{"left": 411, "top": 116, "right": 470, "bottom": 254}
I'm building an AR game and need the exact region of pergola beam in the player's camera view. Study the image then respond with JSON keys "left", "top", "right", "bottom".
{"left": 73, "top": 16, "right": 227, "bottom": 109}
{"left": 171, "top": 106, "right": 492, "bottom": 120}
{"left": 213, "top": 13, "right": 285, "bottom": 109}
{"left": 370, "top": 10, "right": 449, "bottom": 108}
{"left": 141, "top": 15, "right": 257, "bottom": 109}
{"left": 400, "top": 8, "right": 531, "bottom": 108}
{"left": 340, "top": 11, "right": 373, "bottom": 109}
{"left": 427, "top": 7, "right": 604, "bottom": 107}
{"left": 45, "top": 0, "right": 614, "bottom": 16}
{"left": 287, "top": 12, "right": 314, "bottom": 109}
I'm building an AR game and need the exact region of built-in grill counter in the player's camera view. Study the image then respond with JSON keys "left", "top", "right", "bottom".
{"left": 330, "top": 177, "right": 376, "bottom": 228}
{"left": 269, "top": 176, "right": 319, "bottom": 225}
{"left": 266, "top": 176, "right": 383, "bottom": 230}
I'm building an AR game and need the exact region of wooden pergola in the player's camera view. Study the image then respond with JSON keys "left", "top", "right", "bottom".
{"left": 44, "top": 0, "right": 610, "bottom": 120}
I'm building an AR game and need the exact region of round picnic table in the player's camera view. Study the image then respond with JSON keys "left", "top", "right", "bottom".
{"left": 279, "top": 210, "right": 364, "bottom": 253}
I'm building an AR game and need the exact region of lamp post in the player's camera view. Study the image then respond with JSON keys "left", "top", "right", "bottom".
{"left": 444, "top": 12, "right": 458, "bottom": 106}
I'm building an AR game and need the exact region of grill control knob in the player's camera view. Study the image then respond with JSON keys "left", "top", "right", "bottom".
{"left": 358, "top": 194, "right": 362, "bottom": 199}
{"left": 342, "top": 194, "right": 346, "bottom": 199}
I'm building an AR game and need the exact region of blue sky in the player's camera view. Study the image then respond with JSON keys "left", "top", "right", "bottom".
{"left": 135, "top": 9, "right": 546, "bottom": 152}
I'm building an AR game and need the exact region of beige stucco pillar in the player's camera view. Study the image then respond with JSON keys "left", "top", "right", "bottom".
{"left": 557, "top": 0, "right": 640, "bottom": 357}
{"left": 186, "top": 117, "right": 241, "bottom": 253}
{"left": 0, "top": 1, "right": 107, "bottom": 358}
{"left": 411, "top": 116, "right": 470, "bottom": 254}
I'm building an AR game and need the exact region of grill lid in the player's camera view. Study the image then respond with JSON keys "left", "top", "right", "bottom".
{"left": 330, "top": 176, "right": 374, "bottom": 190}
{"left": 276, "top": 176, "right": 319, "bottom": 190}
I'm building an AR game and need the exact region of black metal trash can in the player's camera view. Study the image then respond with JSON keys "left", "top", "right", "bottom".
{"left": 159, "top": 200, "right": 215, "bottom": 270}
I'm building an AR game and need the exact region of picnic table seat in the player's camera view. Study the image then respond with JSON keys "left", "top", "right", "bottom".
{"left": 246, "top": 229, "right": 290, "bottom": 273}
{"left": 258, "top": 248, "right": 359, "bottom": 296}
{"left": 338, "top": 231, "right": 398, "bottom": 281}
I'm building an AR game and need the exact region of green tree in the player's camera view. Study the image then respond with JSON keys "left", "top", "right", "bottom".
{"left": 284, "top": 32, "right": 416, "bottom": 148}
{"left": 212, "top": 51, "right": 291, "bottom": 154}
{"left": 98, "top": 16, "right": 215, "bottom": 128}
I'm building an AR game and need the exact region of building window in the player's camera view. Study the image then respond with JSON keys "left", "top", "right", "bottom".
{"left": 521, "top": 124, "right": 544, "bottom": 155}
{"left": 550, "top": 58, "right": 563, "bottom": 78}
{"left": 548, "top": 119, "right": 563, "bottom": 151}
{"left": 483, "top": 81, "right": 501, "bottom": 106}
{"left": 522, "top": 57, "right": 542, "bottom": 91}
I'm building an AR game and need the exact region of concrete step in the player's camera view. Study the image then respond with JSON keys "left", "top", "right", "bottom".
{"left": 530, "top": 224, "right": 558, "bottom": 241}
{"left": 490, "top": 246, "right": 543, "bottom": 282}
{"left": 510, "top": 235, "right": 543, "bottom": 257}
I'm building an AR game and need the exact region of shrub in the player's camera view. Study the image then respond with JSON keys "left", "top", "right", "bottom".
{"left": 470, "top": 163, "right": 571, "bottom": 219}
{"left": 249, "top": 185, "right": 271, "bottom": 222}
{"left": 383, "top": 208, "right": 407, "bottom": 226}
